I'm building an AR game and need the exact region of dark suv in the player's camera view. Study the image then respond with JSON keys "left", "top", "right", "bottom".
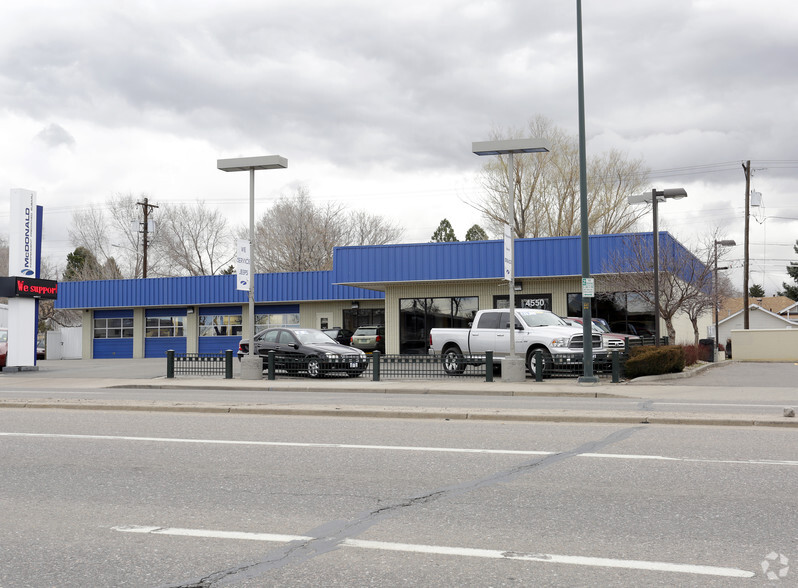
{"left": 323, "top": 327, "right": 353, "bottom": 346}
{"left": 350, "top": 325, "right": 386, "bottom": 353}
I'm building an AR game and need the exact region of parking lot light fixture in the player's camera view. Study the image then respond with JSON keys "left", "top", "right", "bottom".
{"left": 472, "top": 138, "right": 550, "bottom": 382}
{"left": 628, "top": 188, "right": 688, "bottom": 346}
{"left": 218, "top": 155, "right": 288, "bottom": 380}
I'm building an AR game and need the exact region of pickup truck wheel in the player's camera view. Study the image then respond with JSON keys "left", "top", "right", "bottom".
{"left": 526, "top": 348, "right": 552, "bottom": 377}
{"left": 442, "top": 348, "right": 466, "bottom": 375}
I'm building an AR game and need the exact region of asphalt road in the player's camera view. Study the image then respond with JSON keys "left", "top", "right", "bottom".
{"left": 0, "top": 409, "right": 795, "bottom": 587}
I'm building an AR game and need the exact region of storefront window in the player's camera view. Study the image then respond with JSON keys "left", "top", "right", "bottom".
{"left": 567, "top": 292, "right": 654, "bottom": 334}
{"left": 342, "top": 309, "right": 385, "bottom": 332}
{"left": 254, "top": 313, "right": 300, "bottom": 329}
{"left": 398, "top": 297, "right": 478, "bottom": 353}
{"left": 93, "top": 317, "right": 134, "bottom": 339}
{"left": 199, "top": 314, "right": 241, "bottom": 337}
{"left": 146, "top": 316, "right": 186, "bottom": 338}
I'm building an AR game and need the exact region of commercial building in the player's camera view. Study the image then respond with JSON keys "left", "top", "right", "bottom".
{"left": 55, "top": 232, "right": 708, "bottom": 359}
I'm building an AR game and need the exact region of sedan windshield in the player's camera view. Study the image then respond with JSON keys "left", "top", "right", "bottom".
{"left": 293, "top": 329, "right": 338, "bottom": 345}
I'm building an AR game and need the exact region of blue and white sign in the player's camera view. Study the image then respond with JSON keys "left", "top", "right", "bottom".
{"left": 235, "top": 239, "right": 251, "bottom": 292}
{"left": 503, "top": 224, "right": 512, "bottom": 280}
{"left": 6, "top": 188, "right": 39, "bottom": 370}
{"left": 9, "top": 189, "right": 37, "bottom": 277}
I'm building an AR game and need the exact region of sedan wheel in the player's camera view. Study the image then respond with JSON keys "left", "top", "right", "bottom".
{"left": 307, "top": 357, "right": 323, "bottom": 378}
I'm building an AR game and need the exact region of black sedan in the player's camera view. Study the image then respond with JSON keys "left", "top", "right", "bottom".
{"left": 238, "top": 327, "right": 368, "bottom": 377}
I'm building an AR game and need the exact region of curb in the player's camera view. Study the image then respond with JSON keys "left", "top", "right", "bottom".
{"left": 1, "top": 400, "right": 795, "bottom": 428}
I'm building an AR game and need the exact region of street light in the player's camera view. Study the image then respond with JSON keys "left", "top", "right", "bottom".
{"left": 218, "top": 155, "right": 288, "bottom": 380}
{"left": 472, "top": 138, "right": 550, "bottom": 382}
{"left": 714, "top": 239, "right": 736, "bottom": 361}
{"left": 628, "top": 188, "right": 688, "bottom": 346}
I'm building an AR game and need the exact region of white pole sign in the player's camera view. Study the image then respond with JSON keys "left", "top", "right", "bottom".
{"left": 503, "top": 224, "right": 512, "bottom": 280}
{"left": 235, "top": 239, "right": 251, "bottom": 292}
{"left": 6, "top": 189, "right": 38, "bottom": 369}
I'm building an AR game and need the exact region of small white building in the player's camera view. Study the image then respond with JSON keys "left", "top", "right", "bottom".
{"left": 717, "top": 304, "right": 798, "bottom": 349}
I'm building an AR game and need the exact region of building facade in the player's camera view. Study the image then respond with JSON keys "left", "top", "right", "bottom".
{"left": 55, "top": 232, "right": 709, "bottom": 358}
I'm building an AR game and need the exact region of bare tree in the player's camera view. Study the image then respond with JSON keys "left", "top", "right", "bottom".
{"left": 680, "top": 231, "right": 739, "bottom": 344}
{"left": 470, "top": 116, "right": 650, "bottom": 238}
{"left": 251, "top": 186, "right": 405, "bottom": 273}
{"left": 68, "top": 193, "right": 152, "bottom": 278}
{"left": 348, "top": 209, "right": 404, "bottom": 246}
{"left": 603, "top": 233, "right": 711, "bottom": 342}
{"left": 156, "top": 201, "right": 233, "bottom": 276}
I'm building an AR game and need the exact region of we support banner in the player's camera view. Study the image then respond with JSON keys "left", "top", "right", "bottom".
{"left": 235, "top": 239, "right": 251, "bottom": 292}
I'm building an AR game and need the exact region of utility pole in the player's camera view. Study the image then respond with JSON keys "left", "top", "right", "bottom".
{"left": 137, "top": 197, "right": 159, "bottom": 278}
{"left": 742, "top": 161, "right": 751, "bottom": 329}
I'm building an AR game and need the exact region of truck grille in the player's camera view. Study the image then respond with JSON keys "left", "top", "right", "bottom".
{"left": 568, "top": 334, "right": 603, "bottom": 349}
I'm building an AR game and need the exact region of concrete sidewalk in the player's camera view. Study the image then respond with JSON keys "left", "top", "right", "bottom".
{"left": 2, "top": 358, "right": 797, "bottom": 427}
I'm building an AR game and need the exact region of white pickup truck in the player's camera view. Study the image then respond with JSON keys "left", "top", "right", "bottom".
{"left": 428, "top": 308, "right": 605, "bottom": 375}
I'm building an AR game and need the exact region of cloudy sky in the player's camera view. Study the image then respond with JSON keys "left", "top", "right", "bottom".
{"left": 1, "top": 1, "right": 797, "bottom": 293}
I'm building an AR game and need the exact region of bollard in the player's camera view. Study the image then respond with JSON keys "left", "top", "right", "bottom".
{"left": 485, "top": 351, "right": 494, "bottom": 383}
{"left": 166, "top": 349, "right": 174, "bottom": 379}
{"left": 611, "top": 350, "right": 620, "bottom": 383}
{"left": 373, "top": 351, "right": 381, "bottom": 382}
{"left": 534, "top": 350, "right": 543, "bottom": 382}
{"left": 624, "top": 337, "right": 630, "bottom": 353}
{"left": 225, "top": 350, "right": 233, "bottom": 379}
{"left": 267, "top": 351, "right": 276, "bottom": 381}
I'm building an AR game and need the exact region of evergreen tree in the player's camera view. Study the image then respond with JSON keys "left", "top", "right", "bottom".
{"left": 465, "top": 224, "right": 489, "bottom": 241}
{"left": 748, "top": 284, "right": 765, "bottom": 298}
{"left": 777, "top": 240, "right": 798, "bottom": 300}
{"left": 431, "top": 219, "right": 458, "bottom": 242}
{"left": 63, "top": 247, "right": 102, "bottom": 281}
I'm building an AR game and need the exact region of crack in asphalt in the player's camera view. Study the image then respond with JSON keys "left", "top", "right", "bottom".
{"left": 166, "top": 426, "right": 644, "bottom": 587}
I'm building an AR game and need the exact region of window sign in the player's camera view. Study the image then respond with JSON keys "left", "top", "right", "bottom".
{"left": 494, "top": 294, "right": 552, "bottom": 311}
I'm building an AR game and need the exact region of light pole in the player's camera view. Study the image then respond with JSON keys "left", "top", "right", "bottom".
{"left": 218, "top": 155, "right": 288, "bottom": 380}
{"left": 473, "top": 138, "right": 550, "bottom": 382}
{"left": 628, "top": 188, "right": 688, "bottom": 346}
{"left": 714, "top": 239, "right": 736, "bottom": 361}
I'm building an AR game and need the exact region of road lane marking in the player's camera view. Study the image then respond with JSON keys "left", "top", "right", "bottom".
{"left": 3, "top": 432, "right": 797, "bottom": 466}
{"left": 112, "top": 525, "right": 755, "bottom": 578}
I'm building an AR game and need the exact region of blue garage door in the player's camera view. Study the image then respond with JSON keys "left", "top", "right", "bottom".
{"left": 198, "top": 305, "right": 243, "bottom": 355}
{"left": 145, "top": 308, "right": 187, "bottom": 358}
{"left": 93, "top": 310, "right": 134, "bottom": 359}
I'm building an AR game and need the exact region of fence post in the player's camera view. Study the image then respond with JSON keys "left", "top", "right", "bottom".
{"left": 611, "top": 350, "right": 620, "bottom": 383}
{"left": 267, "top": 351, "right": 276, "bottom": 381}
{"left": 373, "top": 351, "right": 381, "bottom": 382}
{"left": 166, "top": 349, "right": 175, "bottom": 379}
{"left": 535, "top": 350, "right": 543, "bottom": 382}
{"left": 225, "top": 350, "right": 233, "bottom": 379}
{"left": 485, "top": 351, "right": 493, "bottom": 383}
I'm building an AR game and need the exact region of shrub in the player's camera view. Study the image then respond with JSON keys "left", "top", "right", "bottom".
{"left": 681, "top": 344, "right": 699, "bottom": 366}
{"left": 624, "top": 345, "right": 686, "bottom": 379}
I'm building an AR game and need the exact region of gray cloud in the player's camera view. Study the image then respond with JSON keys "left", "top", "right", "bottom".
{"left": 34, "top": 123, "right": 76, "bottom": 149}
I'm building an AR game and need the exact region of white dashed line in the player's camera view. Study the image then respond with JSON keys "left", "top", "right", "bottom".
{"left": 112, "top": 525, "right": 755, "bottom": 578}
{"left": 2, "top": 431, "right": 797, "bottom": 466}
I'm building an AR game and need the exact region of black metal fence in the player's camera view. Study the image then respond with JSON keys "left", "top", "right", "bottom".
{"left": 166, "top": 350, "right": 234, "bottom": 379}
{"left": 164, "top": 349, "right": 637, "bottom": 382}
{"left": 254, "top": 350, "right": 632, "bottom": 383}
